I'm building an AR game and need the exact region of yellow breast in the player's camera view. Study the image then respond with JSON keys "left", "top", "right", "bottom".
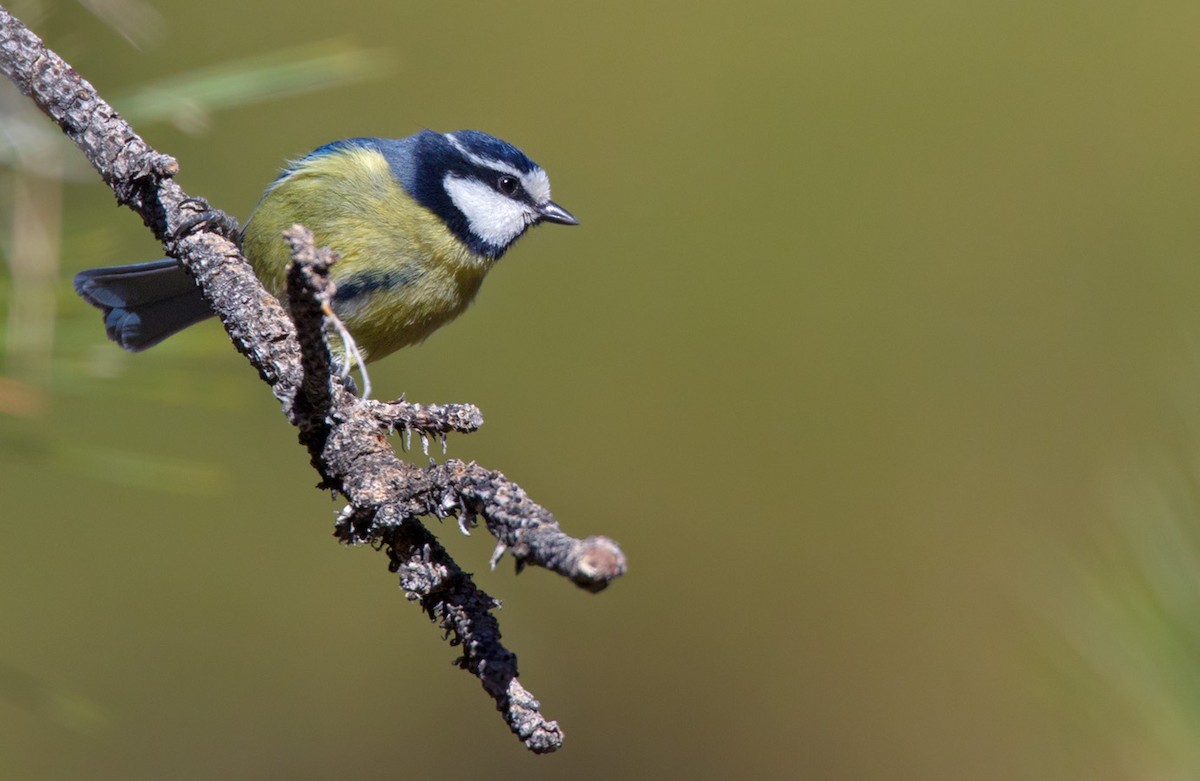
{"left": 241, "top": 146, "right": 493, "bottom": 362}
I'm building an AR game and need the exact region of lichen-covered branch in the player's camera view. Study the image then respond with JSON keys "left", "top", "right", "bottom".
{"left": 0, "top": 6, "right": 625, "bottom": 754}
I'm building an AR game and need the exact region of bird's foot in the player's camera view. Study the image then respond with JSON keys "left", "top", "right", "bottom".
{"left": 174, "top": 197, "right": 240, "bottom": 242}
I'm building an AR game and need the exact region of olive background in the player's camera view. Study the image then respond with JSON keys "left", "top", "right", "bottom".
{"left": 3, "top": 1, "right": 1200, "bottom": 779}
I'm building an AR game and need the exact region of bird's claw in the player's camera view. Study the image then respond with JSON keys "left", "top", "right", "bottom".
{"left": 174, "top": 197, "right": 240, "bottom": 241}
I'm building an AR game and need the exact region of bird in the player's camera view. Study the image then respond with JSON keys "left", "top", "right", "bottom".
{"left": 74, "top": 129, "right": 578, "bottom": 376}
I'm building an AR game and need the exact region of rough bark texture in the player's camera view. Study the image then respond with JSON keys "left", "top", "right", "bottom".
{"left": 0, "top": 6, "right": 626, "bottom": 754}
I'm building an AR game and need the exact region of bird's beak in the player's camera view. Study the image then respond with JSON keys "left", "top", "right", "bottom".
{"left": 538, "top": 201, "right": 579, "bottom": 225}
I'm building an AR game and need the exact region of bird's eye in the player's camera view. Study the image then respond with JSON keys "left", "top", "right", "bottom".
{"left": 497, "top": 175, "right": 520, "bottom": 196}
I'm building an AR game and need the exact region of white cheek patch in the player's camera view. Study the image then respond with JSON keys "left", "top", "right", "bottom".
{"left": 444, "top": 174, "right": 534, "bottom": 248}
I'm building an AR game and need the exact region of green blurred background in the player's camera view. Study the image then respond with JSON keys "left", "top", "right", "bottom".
{"left": 3, "top": 0, "right": 1200, "bottom": 778}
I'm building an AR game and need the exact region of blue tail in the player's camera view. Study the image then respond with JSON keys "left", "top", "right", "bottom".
{"left": 73, "top": 259, "right": 214, "bottom": 352}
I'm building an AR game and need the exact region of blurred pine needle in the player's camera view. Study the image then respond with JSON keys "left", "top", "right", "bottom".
{"left": 1052, "top": 464, "right": 1200, "bottom": 778}
{"left": 112, "top": 40, "right": 393, "bottom": 134}
{"left": 0, "top": 661, "right": 109, "bottom": 734}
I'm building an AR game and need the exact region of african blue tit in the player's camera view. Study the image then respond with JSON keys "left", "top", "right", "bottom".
{"left": 74, "top": 130, "right": 578, "bottom": 363}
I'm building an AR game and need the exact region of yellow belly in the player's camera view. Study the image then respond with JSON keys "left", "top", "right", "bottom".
{"left": 241, "top": 145, "right": 492, "bottom": 362}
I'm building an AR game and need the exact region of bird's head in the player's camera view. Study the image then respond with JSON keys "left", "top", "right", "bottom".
{"left": 405, "top": 130, "right": 578, "bottom": 259}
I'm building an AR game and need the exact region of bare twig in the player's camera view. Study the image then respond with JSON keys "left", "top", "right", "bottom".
{"left": 0, "top": 6, "right": 625, "bottom": 753}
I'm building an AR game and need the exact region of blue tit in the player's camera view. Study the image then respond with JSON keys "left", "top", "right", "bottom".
{"left": 74, "top": 130, "right": 578, "bottom": 364}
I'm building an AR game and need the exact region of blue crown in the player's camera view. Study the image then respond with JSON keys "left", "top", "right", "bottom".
{"left": 448, "top": 129, "right": 540, "bottom": 174}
